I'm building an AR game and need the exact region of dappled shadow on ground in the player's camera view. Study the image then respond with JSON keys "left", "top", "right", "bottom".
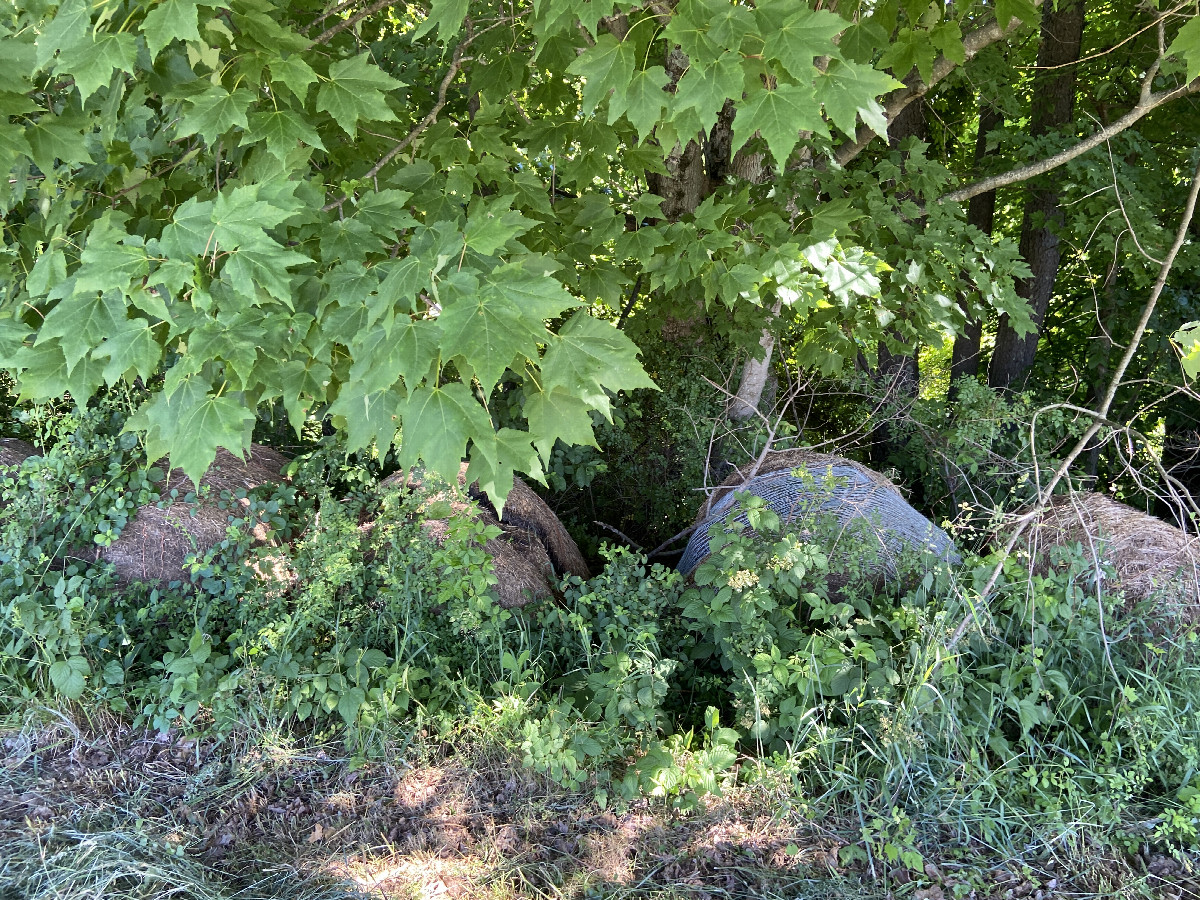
{"left": 2, "top": 718, "right": 1197, "bottom": 900}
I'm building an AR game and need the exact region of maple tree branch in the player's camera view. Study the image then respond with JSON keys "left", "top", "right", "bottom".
{"left": 833, "top": 4, "right": 1045, "bottom": 168}
{"left": 942, "top": 76, "right": 1200, "bottom": 204}
{"left": 310, "top": 0, "right": 392, "bottom": 46}
{"left": 321, "top": 41, "right": 468, "bottom": 212}
{"left": 308, "top": 0, "right": 362, "bottom": 32}
{"left": 945, "top": 151, "right": 1200, "bottom": 652}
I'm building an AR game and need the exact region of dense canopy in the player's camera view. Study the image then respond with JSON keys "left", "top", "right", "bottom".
{"left": 1, "top": 0, "right": 1199, "bottom": 503}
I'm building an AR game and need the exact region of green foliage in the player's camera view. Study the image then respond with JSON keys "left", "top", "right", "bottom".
{"left": 866, "top": 374, "right": 1091, "bottom": 525}
{"left": 1175, "top": 321, "right": 1200, "bottom": 381}
{"left": 0, "top": 0, "right": 1101, "bottom": 500}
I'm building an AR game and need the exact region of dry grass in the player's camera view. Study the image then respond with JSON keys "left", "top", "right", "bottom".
{"left": 381, "top": 463, "right": 589, "bottom": 608}
{"left": 2, "top": 710, "right": 1190, "bottom": 900}
{"left": 1018, "top": 492, "right": 1200, "bottom": 626}
{"left": 0, "top": 712, "right": 880, "bottom": 900}
{"left": 98, "top": 445, "right": 291, "bottom": 586}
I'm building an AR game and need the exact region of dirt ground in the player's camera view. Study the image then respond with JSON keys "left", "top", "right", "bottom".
{"left": 1, "top": 716, "right": 1197, "bottom": 900}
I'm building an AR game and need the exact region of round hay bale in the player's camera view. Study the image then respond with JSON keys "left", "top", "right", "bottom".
{"left": 0, "top": 438, "right": 37, "bottom": 470}
{"left": 1017, "top": 492, "right": 1200, "bottom": 622}
{"left": 680, "top": 449, "right": 959, "bottom": 592}
{"left": 99, "top": 445, "right": 290, "bottom": 585}
{"left": 380, "top": 463, "right": 589, "bottom": 608}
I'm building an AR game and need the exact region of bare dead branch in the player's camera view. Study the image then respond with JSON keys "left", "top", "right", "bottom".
{"left": 946, "top": 151, "right": 1200, "bottom": 651}
{"left": 942, "top": 77, "right": 1200, "bottom": 205}
{"left": 594, "top": 520, "right": 644, "bottom": 549}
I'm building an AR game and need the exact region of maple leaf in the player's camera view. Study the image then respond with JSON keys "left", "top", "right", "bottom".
{"left": 759, "top": 6, "right": 846, "bottom": 80}
{"left": 35, "top": 0, "right": 89, "bottom": 69}
{"left": 142, "top": 0, "right": 202, "bottom": 56}
{"left": 995, "top": 0, "right": 1041, "bottom": 28}
{"left": 248, "top": 109, "right": 325, "bottom": 159}
{"left": 817, "top": 60, "right": 902, "bottom": 139}
{"left": 93, "top": 318, "right": 164, "bottom": 385}
{"left": 317, "top": 54, "right": 404, "bottom": 138}
{"left": 74, "top": 223, "right": 150, "bottom": 295}
{"left": 413, "top": 0, "right": 468, "bottom": 41}
{"left": 125, "top": 374, "right": 255, "bottom": 488}
{"left": 466, "top": 427, "right": 544, "bottom": 516}
{"left": 348, "top": 318, "right": 440, "bottom": 395}
{"left": 179, "top": 86, "right": 255, "bottom": 145}
{"left": 482, "top": 264, "right": 581, "bottom": 320}
{"left": 14, "top": 343, "right": 104, "bottom": 403}
{"left": 463, "top": 198, "right": 536, "bottom": 255}
{"left": 1168, "top": 15, "right": 1200, "bottom": 82}
{"left": 733, "top": 83, "right": 826, "bottom": 167}
{"left": 36, "top": 291, "right": 125, "bottom": 370}
{"left": 0, "top": 122, "right": 32, "bottom": 171}
{"left": 608, "top": 66, "right": 668, "bottom": 143}
{"left": 540, "top": 312, "right": 657, "bottom": 418}
{"left": 567, "top": 34, "right": 635, "bottom": 115}
{"left": 267, "top": 357, "right": 331, "bottom": 434}
{"left": 328, "top": 379, "right": 405, "bottom": 452}
{"left": 399, "top": 382, "right": 492, "bottom": 484}
{"left": 26, "top": 112, "right": 92, "bottom": 172}
{"left": 270, "top": 54, "right": 319, "bottom": 101}
{"left": 523, "top": 385, "right": 600, "bottom": 459}
{"left": 707, "top": 3, "right": 756, "bottom": 49}
{"left": 438, "top": 280, "right": 546, "bottom": 394}
{"left": 669, "top": 51, "right": 743, "bottom": 136}
{"left": 56, "top": 32, "right": 137, "bottom": 102}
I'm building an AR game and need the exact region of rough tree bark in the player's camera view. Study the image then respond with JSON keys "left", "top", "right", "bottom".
{"left": 949, "top": 103, "right": 1003, "bottom": 398}
{"left": 725, "top": 119, "right": 776, "bottom": 422}
{"left": 868, "top": 97, "right": 926, "bottom": 469}
{"left": 988, "top": 0, "right": 1086, "bottom": 391}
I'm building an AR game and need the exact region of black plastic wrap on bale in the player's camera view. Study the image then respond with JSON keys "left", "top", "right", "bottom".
{"left": 679, "top": 454, "right": 960, "bottom": 591}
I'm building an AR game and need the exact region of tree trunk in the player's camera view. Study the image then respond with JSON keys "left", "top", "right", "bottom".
{"left": 949, "top": 103, "right": 1002, "bottom": 398}
{"left": 867, "top": 98, "right": 926, "bottom": 468}
{"left": 729, "top": 300, "right": 780, "bottom": 421}
{"left": 988, "top": 0, "right": 1085, "bottom": 391}
{"left": 713, "top": 97, "right": 775, "bottom": 423}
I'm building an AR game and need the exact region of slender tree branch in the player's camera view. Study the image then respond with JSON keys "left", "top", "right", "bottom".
{"left": 310, "top": 0, "right": 392, "bottom": 46}
{"left": 616, "top": 275, "right": 643, "bottom": 329}
{"left": 594, "top": 520, "right": 643, "bottom": 549}
{"left": 946, "top": 151, "right": 1200, "bottom": 651}
{"left": 942, "top": 77, "right": 1200, "bottom": 204}
{"left": 834, "top": 5, "right": 1045, "bottom": 168}
{"left": 308, "top": 0, "right": 362, "bottom": 32}
{"left": 646, "top": 522, "right": 699, "bottom": 559}
{"left": 321, "top": 41, "right": 468, "bottom": 212}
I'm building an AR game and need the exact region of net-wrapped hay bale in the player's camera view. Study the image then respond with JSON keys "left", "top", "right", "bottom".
{"left": 680, "top": 449, "right": 959, "bottom": 592}
{"left": 1018, "top": 492, "right": 1200, "bottom": 623}
{"left": 381, "top": 463, "right": 590, "bottom": 609}
{"left": 100, "top": 445, "right": 290, "bottom": 585}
